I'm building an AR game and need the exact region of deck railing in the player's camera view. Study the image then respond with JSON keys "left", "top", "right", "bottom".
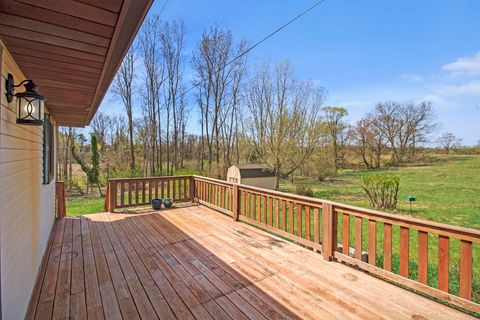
{"left": 105, "top": 176, "right": 193, "bottom": 212}
{"left": 104, "top": 175, "right": 480, "bottom": 314}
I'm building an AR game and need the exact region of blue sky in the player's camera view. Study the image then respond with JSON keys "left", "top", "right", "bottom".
{"left": 98, "top": 0, "right": 480, "bottom": 145}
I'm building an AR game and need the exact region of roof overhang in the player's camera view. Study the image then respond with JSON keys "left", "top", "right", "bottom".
{"left": 0, "top": 0, "right": 153, "bottom": 127}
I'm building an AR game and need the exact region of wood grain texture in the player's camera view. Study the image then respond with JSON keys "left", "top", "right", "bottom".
{"left": 383, "top": 223, "right": 392, "bottom": 271}
{"left": 368, "top": 219, "right": 376, "bottom": 265}
{"left": 438, "top": 235, "right": 450, "bottom": 292}
{"left": 417, "top": 231, "right": 429, "bottom": 285}
{"left": 314, "top": 207, "right": 320, "bottom": 244}
{"left": 459, "top": 240, "right": 473, "bottom": 300}
{"left": 355, "top": 216, "right": 363, "bottom": 260}
{"left": 342, "top": 214, "right": 350, "bottom": 255}
{"left": 1, "top": 0, "right": 153, "bottom": 126}
{"left": 27, "top": 207, "right": 475, "bottom": 319}
{"left": 400, "top": 227, "right": 410, "bottom": 277}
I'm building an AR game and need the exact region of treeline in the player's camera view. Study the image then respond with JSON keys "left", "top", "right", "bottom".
{"left": 56, "top": 16, "right": 479, "bottom": 191}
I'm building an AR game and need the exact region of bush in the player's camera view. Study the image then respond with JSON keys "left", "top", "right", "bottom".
{"left": 295, "top": 184, "right": 314, "bottom": 197}
{"left": 303, "top": 149, "right": 337, "bottom": 181}
{"left": 361, "top": 173, "right": 400, "bottom": 210}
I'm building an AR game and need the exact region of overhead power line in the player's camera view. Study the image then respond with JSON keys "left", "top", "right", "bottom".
{"left": 182, "top": 0, "right": 326, "bottom": 97}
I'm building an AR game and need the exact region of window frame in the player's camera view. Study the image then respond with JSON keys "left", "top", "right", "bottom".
{"left": 43, "top": 113, "right": 54, "bottom": 185}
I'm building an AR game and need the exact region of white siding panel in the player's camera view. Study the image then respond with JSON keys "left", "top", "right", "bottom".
{"left": 0, "top": 42, "right": 56, "bottom": 319}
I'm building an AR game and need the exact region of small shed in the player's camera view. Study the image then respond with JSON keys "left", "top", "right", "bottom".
{"left": 227, "top": 164, "right": 276, "bottom": 189}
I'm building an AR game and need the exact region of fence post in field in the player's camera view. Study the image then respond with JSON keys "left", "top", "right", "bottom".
{"left": 190, "top": 176, "right": 195, "bottom": 202}
{"left": 108, "top": 180, "right": 116, "bottom": 213}
{"left": 322, "top": 202, "right": 337, "bottom": 261}
{"left": 56, "top": 181, "right": 66, "bottom": 219}
{"left": 232, "top": 184, "right": 240, "bottom": 221}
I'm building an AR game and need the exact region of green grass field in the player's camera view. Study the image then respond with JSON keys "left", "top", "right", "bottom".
{"left": 67, "top": 154, "right": 480, "bottom": 307}
{"left": 281, "top": 154, "right": 480, "bottom": 229}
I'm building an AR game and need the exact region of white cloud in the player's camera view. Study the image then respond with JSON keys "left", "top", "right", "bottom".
{"left": 400, "top": 73, "right": 424, "bottom": 82}
{"left": 442, "top": 51, "right": 480, "bottom": 76}
{"left": 419, "top": 94, "right": 449, "bottom": 108}
{"left": 432, "top": 80, "right": 480, "bottom": 96}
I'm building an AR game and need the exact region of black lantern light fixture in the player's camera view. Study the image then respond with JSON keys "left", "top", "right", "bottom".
{"left": 5, "top": 73, "right": 46, "bottom": 126}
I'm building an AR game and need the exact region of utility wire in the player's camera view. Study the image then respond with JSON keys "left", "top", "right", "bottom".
{"left": 180, "top": 0, "right": 326, "bottom": 98}
{"left": 182, "top": 0, "right": 325, "bottom": 97}
{"left": 158, "top": 0, "right": 169, "bottom": 17}
{"left": 223, "top": 0, "right": 326, "bottom": 70}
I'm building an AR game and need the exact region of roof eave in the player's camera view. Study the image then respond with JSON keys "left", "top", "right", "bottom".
{"left": 84, "top": 0, "right": 153, "bottom": 126}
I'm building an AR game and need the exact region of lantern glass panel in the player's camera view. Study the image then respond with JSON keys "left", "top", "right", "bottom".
{"left": 17, "top": 96, "right": 44, "bottom": 123}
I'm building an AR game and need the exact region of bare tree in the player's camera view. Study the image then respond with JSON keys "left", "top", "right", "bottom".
{"left": 373, "top": 101, "right": 437, "bottom": 164}
{"left": 160, "top": 20, "right": 186, "bottom": 174}
{"left": 323, "top": 107, "right": 352, "bottom": 171}
{"left": 437, "top": 132, "right": 462, "bottom": 154}
{"left": 192, "top": 26, "right": 247, "bottom": 177}
{"left": 113, "top": 47, "right": 136, "bottom": 171}
{"left": 356, "top": 114, "right": 385, "bottom": 168}
{"left": 245, "top": 62, "right": 325, "bottom": 190}
{"left": 139, "top": 16, "right": 164, "bottom": 175}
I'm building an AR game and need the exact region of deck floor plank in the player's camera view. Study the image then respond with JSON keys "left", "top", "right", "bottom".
{"left": 52, "top": 218, "right": 73, "bottom": 319}
{"left": 27, "top": 205, "right": 475, "bottom": 320}
{"left": 34, "top": 218, "right": 65, "bottom": 320}
{"left": 81, "top": 217, "right": 104, "bottom": 320}
{"left": 88, "top": 219, "right": 123, "bottom": 319}
{"left": 94, "top": 216, "right": 140, "bottom": 319}
{"left": 70, "top": 218, "right": 87, "bottom": 320}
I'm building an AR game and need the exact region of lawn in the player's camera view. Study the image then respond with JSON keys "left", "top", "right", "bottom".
{"left": 281, "top": 154, "right": 480, "bottom": 230}
{"left": 66, "top": 195, "right": 104, "bottom": 217}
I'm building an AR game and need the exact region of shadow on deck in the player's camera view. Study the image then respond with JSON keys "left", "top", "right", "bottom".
{"left": 27, "top": 204, "right": 473, "bottom": 319}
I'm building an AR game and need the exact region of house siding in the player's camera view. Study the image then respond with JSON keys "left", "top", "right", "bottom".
{"left": 0, "top": 42, "right": 56, "bottom": 319}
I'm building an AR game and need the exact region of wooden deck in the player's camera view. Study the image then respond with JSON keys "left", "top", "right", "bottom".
{"left": 27, "top": 204, "right": 473, "bottom": 320}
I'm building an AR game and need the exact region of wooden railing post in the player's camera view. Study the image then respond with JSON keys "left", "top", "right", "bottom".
{"left": 322, "top": 202, "right": 336, "bottom": 261}
{"left": 232, "top": 184, "right": 240, "bottom": 221}
{"left": 108, "top": 180, "right": 116, "bottom": 213}
{"left": 104, "top": 181, "right": 110, "bottom": 212}
{"left": 56, "top": 181, "right": 66, "bottom": 219}
{"left": 190, "top": 176, "right": 195, "bottom": 202}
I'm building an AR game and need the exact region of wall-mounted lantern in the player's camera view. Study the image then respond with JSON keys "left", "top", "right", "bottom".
{"left": 5, "top": 73, "right": 45, "bottom": 126}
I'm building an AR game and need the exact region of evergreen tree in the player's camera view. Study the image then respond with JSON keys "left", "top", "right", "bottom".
{"left": 72, "top": 134, "right": 103, "bottom": 196}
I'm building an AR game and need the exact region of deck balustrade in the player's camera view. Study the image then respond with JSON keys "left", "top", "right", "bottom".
{"left": 103, "top": 175, "right": 480, "bottom": 314}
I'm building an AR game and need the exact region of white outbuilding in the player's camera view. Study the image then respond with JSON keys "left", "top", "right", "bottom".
{"left": 226, "top": 164, "right": 276, "bottom": 189}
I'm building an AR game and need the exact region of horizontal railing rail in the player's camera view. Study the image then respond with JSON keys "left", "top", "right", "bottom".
{"left": 104, "top": 174, "right": 479, "bottom": 314}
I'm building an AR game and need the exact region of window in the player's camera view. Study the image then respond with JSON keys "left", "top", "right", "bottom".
{"left": 43, "top": 113, "right": 54, "bottom": 184}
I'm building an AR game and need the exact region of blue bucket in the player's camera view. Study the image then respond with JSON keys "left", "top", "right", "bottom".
{"left": 152, "top": 198, "right": 163, "bottom": 210}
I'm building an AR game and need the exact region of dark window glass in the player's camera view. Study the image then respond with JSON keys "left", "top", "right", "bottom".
{"left": 43, "top": 114, "right": 54, "bottom": 184}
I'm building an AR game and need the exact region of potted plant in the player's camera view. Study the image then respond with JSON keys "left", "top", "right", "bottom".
{"left": 152, "top": 198, "right": 163, "bottom": 210}
{"left": 163, "top": 198, "right": 173, "bottom": 208}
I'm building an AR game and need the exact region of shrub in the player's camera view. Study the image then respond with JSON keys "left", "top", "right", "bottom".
{"left": 303, "top": 149, "right": 337, "bottom": 181}
{"left": 295, "top": 184, "right": 314, "bottom": 197}
{"left": 361, "top": 173, "right": 400, "bottom": 210}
